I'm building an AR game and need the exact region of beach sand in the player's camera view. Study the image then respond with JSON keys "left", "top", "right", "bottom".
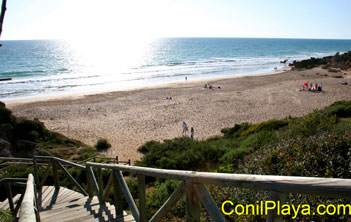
{"left": 6, "top": 67, "right": 351, "bottom": 163}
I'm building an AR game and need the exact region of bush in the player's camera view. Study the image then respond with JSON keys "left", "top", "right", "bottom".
{"left": 323, "top": 100, "right": 351, "bottom": 118}
{"left": 0, "top": 107, "right": 13, "bottom": 124}
{"left": 95, "top": 138, "right": 111, "bottom": 151}
{"left": 0, "top": 210, "right": 13, "bottom": 222}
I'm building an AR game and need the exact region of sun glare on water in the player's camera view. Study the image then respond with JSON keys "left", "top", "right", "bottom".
{"left": 59, "top": 0, "right": 168, "bottom": 77}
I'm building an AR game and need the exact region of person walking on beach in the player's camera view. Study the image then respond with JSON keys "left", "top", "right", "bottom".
{"left": 182, "top": 122, "right": 188, "bottom": 136}
{"left": 190, "top": 127, "right": 194, "bottom": 140}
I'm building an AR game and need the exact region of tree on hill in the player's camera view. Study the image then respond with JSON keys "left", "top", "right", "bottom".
{"left": 0, "top": 0, "right": 7, "bottom": 45}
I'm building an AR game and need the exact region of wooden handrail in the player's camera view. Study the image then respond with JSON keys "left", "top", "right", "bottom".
{"left": 84, "top": 162, "right": 351, "bottom": 222}
{"left": 18, "top": 174, "right": 36, "bottom": 222}
{"left": 86, "top": 162, "right": 351, "bottom": 199}
{"left": 6, "top": 156, "right": 351, "bottom": 221}
{"left": 18, "top": 174, "right": 40, "bottom": 222}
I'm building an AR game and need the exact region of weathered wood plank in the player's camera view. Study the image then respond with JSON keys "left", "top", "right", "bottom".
{"left": 5, "top": 182, "right": 14, "bottom": 211}
{"left": 40, "top": 164, "right": 52, "bottom": 188}
{"left": 138, "top": 175, "right": 146, "bottom": 222}
{"left": 56, "top": 161, "right": 88, "bottom": 196}
{"left": 266, "top": 190, "right": 286, "bottom": 222}
{"left": 97, "top": 168, "right": 103, "bottom": 199}
{"left": 86, "top": 166, "right": 102, "bottom": 203}
{"left": 87, "top": 162, "right": 351, "bottom": 198}
{"left": 102, "top": 173, "right": 114, "bottom": 203}
{"left": 185, "top": 179, "right": 201, "bottom": 222}
{"left": 51, "top": 160, "right": 59, "bottom": 190}
{"left": 0, "top": 194, "right": 21, "bottom": 210}
{"left": 34, "top": 156, "right": 85, "bottom": 170}
{"left": 86, "top": 170, "right": 94, "bottom": 197}
{"left": 55, "top": 188, "right": 84, "bottom": 204}
{"left": 39, "top": 186, "right": 56, "bottom": 208}
{"left": 40, "top": 197, "right": 96, "bottom": 211}
{"left": 114, "top": 170, "right": 139, "bottom": 221}
{"left": 37, "top": 186, "right": 50, "bottom": 207}
{"left": 194, "top": 183, "right": 225, "bottom": 222}
{"left": 113, "top": 170, "right": 124, "bottom": 216}
{"left": 18, "top": 174, "right": 36, "bottom": 222}
{"left": 150, "top": 181, "right": 186, "bottom": 222}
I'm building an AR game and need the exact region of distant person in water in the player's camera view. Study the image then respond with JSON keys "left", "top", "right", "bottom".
{"left": 185, "top": 76, "right": 187, "bottom": 80}
{"left": 182, "top": 122, "right": 188, "bottom": 136}
{"left": 190, "top": 127, "right": 194, "bottom": 140}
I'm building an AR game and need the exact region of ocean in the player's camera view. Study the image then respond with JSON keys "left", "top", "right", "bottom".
{"left": 0, "top": 38, "right": 351, "bottom": 101}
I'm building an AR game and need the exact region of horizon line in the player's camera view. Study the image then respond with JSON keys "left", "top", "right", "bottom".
{"left": 1, "top": 36, "right": 351, "bottom": 41}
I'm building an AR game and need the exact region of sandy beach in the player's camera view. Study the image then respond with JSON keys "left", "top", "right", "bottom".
{"left": 6, "top": 67, "right": 351, "bottom": 162}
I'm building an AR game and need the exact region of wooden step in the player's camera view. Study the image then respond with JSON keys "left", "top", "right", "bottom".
{"left": 36, "top": 186, "right": 135, "bottom": 222}
{"left": 41, "top": 202, "right": 116, "bottom": 222}
{"left": 40, "top": 196, "right": 99, "bottom": 212}
{"left": 0, "top": 194, "right": 21, "bottom": 210}
{"left": 40, "top": 187, "right": 84, "bottom": 209}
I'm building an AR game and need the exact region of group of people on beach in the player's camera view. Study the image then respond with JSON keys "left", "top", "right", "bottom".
{"left": 302, "top": 81, "right": 322, "bottom": 92}
{"left": 204, "top": 84, "right": 221, "bottom": 90}
{"left": 182, "top": 122, "right": 194, "bottom": 140}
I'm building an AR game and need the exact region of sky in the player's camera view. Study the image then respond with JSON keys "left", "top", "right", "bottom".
{"left": 1, "top": 0, "right": 351, "bottom": 40}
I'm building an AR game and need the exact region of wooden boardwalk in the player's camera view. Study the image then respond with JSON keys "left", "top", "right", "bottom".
{"left": 0, "top": 186, "right": 135, "bottom": 222}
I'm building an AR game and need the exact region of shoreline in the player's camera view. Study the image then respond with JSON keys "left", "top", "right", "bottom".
{"left": 7, "top": 66, "right": 351, "bottom": 163}
{"left": 5, "top": 67, "right": 290, "bottom": 106}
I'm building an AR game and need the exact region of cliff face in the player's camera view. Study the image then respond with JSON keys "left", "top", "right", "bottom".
{"left": 290, "top": 51, "right": 351, "bottom": 70}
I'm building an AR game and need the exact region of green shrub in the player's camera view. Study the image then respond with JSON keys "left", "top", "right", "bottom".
{"left": 0, "top": 210, "right": 13, "bottom": 222}
{"left": 95, "top": 138, "right": 111, "bottom": 151}
{"left": 241, "top": 119, "right": 288, "bottom": 136}
{"left": 323, "top": 100, "right": 351, "bottom": 118}
{"left": 221, "top": 122, "right": 250, "bottom": 138}
{"left": 0, "top": 107, "right": 13, "bottom": 124}
{"left": 147, "top": 180, "right": 184, "bottom": 219}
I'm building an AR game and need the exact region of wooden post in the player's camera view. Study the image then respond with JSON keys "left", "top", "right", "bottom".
{"left": 113, "top": 170, "right": 124, "bottom": 216}
{"left": 102, "top": 173, "right": 114, "bottom": 202}
{"left": 150, "top": 182, "right": 186, "bottom": 222}
{"left": 266, "top": 190, "right": 286, "bottom": 222}
{"left": 194, "top": 184, "right": 225, "bottom": 222}
{"left": 138, "top": 175, "right": 146, "bottom": 222}
{"left": 185, "top": 179, "right": 201, "bottom": 222}
{"left": 40, "top": 164, "right": 52, "bottom": 189}
{"left": 33, "top": 179, "right": 41, "bottom": 222}
{"left": 5, "top": 181, "right": 14, "bottom": 212}
{"left": 115, "top": 156, "right": 119, "bottom": 164}
{"left": 51, "top": 160, "right": 60, "bottom": 190}
{"left": 56, "top": 161, "right": 88, "bottom": 196}
{"left": 86, "top": 166, "right": 102, "bottom": 203}
{"left": 114, "top": 170, "right": 140, "bottom": 221}
{"left": 86, "top": 170, "right": 94, "bottom": 197}
{"left": 97, "top": 168, "right": 103, "bottom": 199}
{"left": 33, "top": 157, "right": 40, "bottom": 190}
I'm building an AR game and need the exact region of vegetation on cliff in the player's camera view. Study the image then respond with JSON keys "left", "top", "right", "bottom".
{"left": 136, "top": 100, "right": 351, "bottom": 221}
{"left": 0, "top": 101, "right": 96, "bottom": 159}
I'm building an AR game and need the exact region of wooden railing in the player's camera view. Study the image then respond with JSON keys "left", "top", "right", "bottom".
{"left": 3, "top": 156, "right": 351, "bottom": 221}
{"left": 86, "top": 162, "right": 351, "bottom": 222}
{"left": 18, "top": 174, "right": 40, "bottom": 222}
{"left": 0, "top": 177, "right": 27, "bottom": 215}
{"left": 32, "top": 156, "right": 90, "bottom": 197}
{"left": 0, "top": 174, "right": 40, "bottom": 222}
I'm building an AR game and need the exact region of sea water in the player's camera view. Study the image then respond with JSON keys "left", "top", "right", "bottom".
{"left": 0, "top": 38, "right": 350, "bottom": 101}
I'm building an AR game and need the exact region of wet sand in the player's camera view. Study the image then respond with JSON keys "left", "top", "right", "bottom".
{"left": 7, "top": 67, "right": 351, "bottom": 162}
